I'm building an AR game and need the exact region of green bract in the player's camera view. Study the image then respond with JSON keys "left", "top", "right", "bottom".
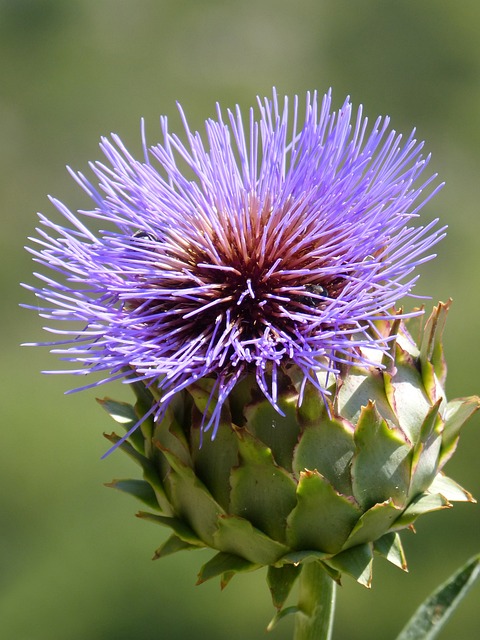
{"left": 101, "top": 302, "right": 478, "bottom": 615}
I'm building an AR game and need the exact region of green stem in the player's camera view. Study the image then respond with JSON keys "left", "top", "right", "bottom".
{"left": 294, "top": 562, "right": 336, "bottom": 640}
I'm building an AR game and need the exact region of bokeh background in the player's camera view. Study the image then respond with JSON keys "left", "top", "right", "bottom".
{"left": 2, "top": 1, "right": 479, "bottom": 638}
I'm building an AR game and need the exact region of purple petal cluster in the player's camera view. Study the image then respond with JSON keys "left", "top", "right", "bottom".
{"left": 25, "top": 90, "right": 445, "bottom": 441}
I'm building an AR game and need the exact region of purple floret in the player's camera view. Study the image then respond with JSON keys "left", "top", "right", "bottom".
{"left": 24, "top": 89, "right": 445, "bottom": 446}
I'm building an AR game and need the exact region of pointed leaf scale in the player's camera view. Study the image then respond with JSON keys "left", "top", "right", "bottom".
{"left": 267, "top": 564, "right": 302, "bottom": 610}
{"left": 395, "top": 553, "right": 480, "bottom": 640}
{"left": 97, "top": 398, "right": 145, "bottom": 453}
{"left": 97, "top": 397, "right": 138, "bottom": 425}
{"left": 352, "top": 401, "right": 412, "bottom": 510}
{"left": 153, "top": 406, "right": 192, "bottom": 470}
{"left": 103, "top": 432, "right": 149, "bottom": 469}
{"left": 343, "top": 500, "right": 402, "bottom": 549}
{"left": 197, "top": 551, "right": 259, "bottom": 585}
{"left": 380, "top": 315, "right": 402, "bottom": 371}
{"left": 388, "top": 345, "right": 434, "bottom": 443}
{"left": 293, "top": 410, "right": 355, "bottom": 495}
{"left": 158, "top": 441, "right": 227, "bottom": 542}
{"left": 319, "top": 561, "right": 343, "bottom": 585}
{"left": 160, "top": 457, "right": 225, "bottom": 547}
{"left": 428, "top": 473, "right": 475, "bottom": 503}
{"left": 443, "top": 396, "right": 480, "bottom": 439}
{"left": 286, "top": 470, "right": 362, "bottom": 554}
{"left": 336, "top": 366, "right": 397, "bottom": 427}
{"left": 136, "top": 402, "right": 155, "bottom": 452}
{"left": 190, "top": 409, "right": 239, "bottom": 512}
{"left": 419, "top": 300, "right": 451, "bottom": 389}
{"left": 105, "top": 478, "right": 159, "bottom": 510}
{"left": 136, "top": 511, "right": 203, "bottom": 546}
{"left": 213, "top": 514, "right": 289, "bottom": 565}
{"left": 409, "top": 401, "right": 443, "bottom": 498}
{"left": 220, "top": 571, "right": 236, "bottom": 590}
{"left": 103, "top": 433, "right": 172, "bottom": 514}
{"left": 420, "top": 360, "right": 439, "bottom": 406}
{"left": 373, "top": 532, "right": 408, "bottom": 571}
{"left": 438, "top": 439, "right": 462, "bottom": 472}
{"left": 229, "top": 430, "right": 297, "bottom": 542}
{"left": 409, "top": 428, "right": 442, "bottom": 500}
{"left": 324, "top": 543, "right": 373, "bottom": 587}
{"left": 392, "top": 493, "right": 451, "bottom": 529}
{"left": 153, "top": 534, "right": 198, "bottom": 560}
{"left": 267, "top": 606, "right": 301, "bottom": 632}
{"left": 243, "top": 385, "right": 300, "bottom": 472}
{"left": 417, "top": 399, "right": 443, "bottom": 448}
{"left": 440, "top": 396, "right": 480, "bottom": 465}
{"left": 403, "top": 308, "right": 425, "bottom": 348}
{"left": 141, "top": 468, "right": 172, "bottom": 515}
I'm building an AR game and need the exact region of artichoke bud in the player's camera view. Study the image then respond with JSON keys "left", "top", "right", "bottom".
{"left": 102, "top": 301, "right": 478, "bottom": 611}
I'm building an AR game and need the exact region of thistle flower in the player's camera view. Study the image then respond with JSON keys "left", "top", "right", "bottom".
{"left": 24, "top": 91, "right": 479, "bottom": 634}
{"left": 26, "top": 90, "right": 445, "bottom": 443}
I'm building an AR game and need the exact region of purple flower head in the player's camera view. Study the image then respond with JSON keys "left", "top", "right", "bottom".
{"left": 24, "top": 90, "right": 445, "bottom": 449}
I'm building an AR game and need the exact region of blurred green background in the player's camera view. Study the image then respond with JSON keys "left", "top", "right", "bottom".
{"left": 2, "top": 0, "right": 479, "bottom": 638}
